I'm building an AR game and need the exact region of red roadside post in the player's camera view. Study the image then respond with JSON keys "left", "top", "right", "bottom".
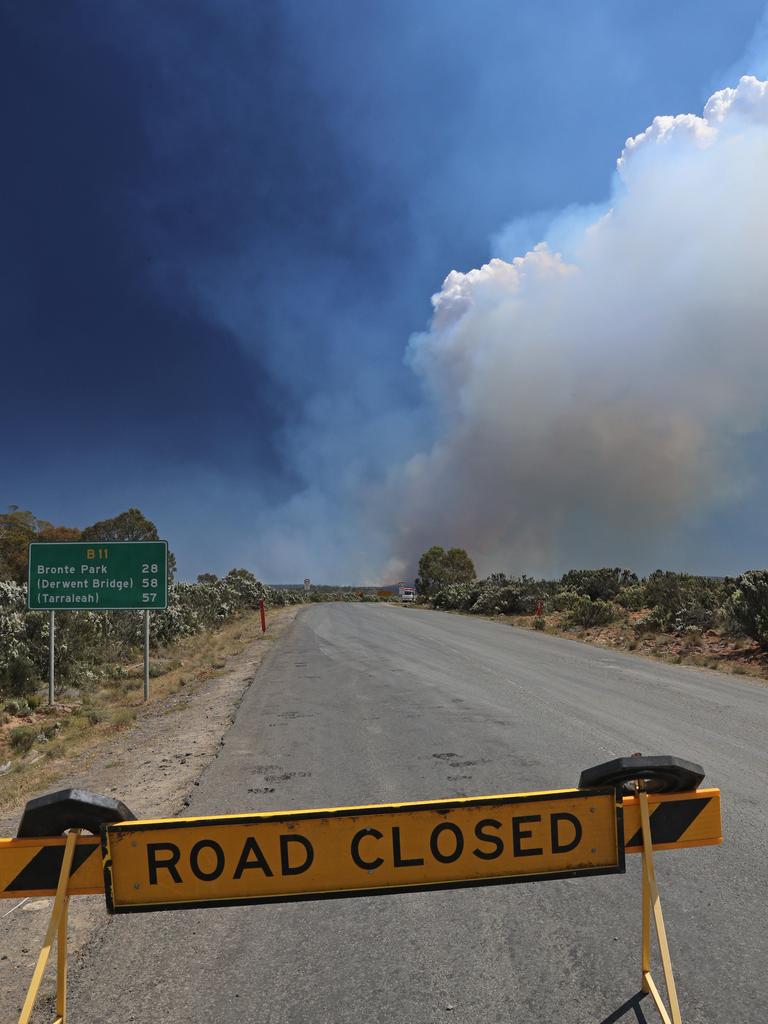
{"left": 259, "top": 599, "right": 266, "bottom": 633}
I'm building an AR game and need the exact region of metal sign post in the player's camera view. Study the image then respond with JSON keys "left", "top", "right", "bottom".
{"left": 27, "top": 541, "right": 168, "bottom": 704}
{"left": 144, "top": 611, "right": 150, "bottom": 703}
{"left": 48, "top": 611, "right": 55, "bottom": 706}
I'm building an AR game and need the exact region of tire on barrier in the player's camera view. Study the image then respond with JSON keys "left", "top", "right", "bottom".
{"left": 17, "top": 788, "right": 136, "bottom": 837}
{"left": 578, "top": 755, "right": 705, "bottom": 795}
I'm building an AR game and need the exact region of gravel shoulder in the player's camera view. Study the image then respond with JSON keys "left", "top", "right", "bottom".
{"left": 0, "top": 605, "right": 302, "bottom": 1021}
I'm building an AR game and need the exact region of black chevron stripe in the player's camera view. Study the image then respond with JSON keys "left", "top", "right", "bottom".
{"left": 625, "top": 797, "right": 710, "bottom": 849}
{"left": 5, "top": 842, "right": 99, "bottom": 892}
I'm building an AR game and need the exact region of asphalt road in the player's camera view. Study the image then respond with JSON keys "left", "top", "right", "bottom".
{"left": 59, "top": 604, "right": 767, "bottom": 1023}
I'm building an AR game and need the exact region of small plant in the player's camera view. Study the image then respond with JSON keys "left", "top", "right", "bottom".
{"left": 71, "top": 703, "right": 102, "bottom": 725}
{"left": 9, "top": 725, "right": 36, "bottom": 753}
{"left": 26, "top": 694, "right": 42, "bottom": 710}
{"left": 565, "top": 597, "right": 618, "bottom": 629}
{"left": 532, "top": 617, "right": 546, "bottom": 630}
{"left": 3, "top": 698, "right": 30, "bottom": 717}
{"left": 112, "top": 707, "right": 136, "bottom": 729}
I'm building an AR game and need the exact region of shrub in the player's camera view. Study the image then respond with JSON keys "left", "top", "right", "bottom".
{"left": 560, "top": 568, "right": 637, "bottom": 602}
{"left": 615, "top": 583, "right": 647, "bottom": 611}
{"left": 532, "top": 617, "right": 546, "bottom": 631}
{"left": 9, "top": 725, "right": 36, "bottom": 753}
{"left": 565, "top": 597, "right": 618, "bottom": 628}
{"left": 0, "top": 656, "right": 38, "bottom": 699}
{"left": 432, "top": 574, "right": 550, "bottom": 616}
{"left": 643, "top": 571, "right": 735, "bottom": 633}
{"left": 470, "top": 582, "right": 525, "bottom": 616}
{"left": 550, "top": 589, "right": 581, "bottom": 613}
{"left": 726, "top": 570, "right": 768, "bottom": 647}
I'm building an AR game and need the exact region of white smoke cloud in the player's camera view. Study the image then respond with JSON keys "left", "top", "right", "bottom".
{"left": 383, "top": 76, "right": 768, "bottom": 578}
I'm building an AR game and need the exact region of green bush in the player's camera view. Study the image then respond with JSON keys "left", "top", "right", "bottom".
{"left": 3, "top": 698, "right": 30, "bottom": 716}
{"left": 615, "top": 583, "right": 647, "bottom": 611}
{"left": 726, "top": 571, "right": 768, "bottom": 647}
{"left": 9, "top": 725, "right": 36, "bottom": 753}
{"left": 643, "top": 571, "right": 735, "bottom": 633}
{"left": 432, "top": 574, "right": 552, "bottom": 616}
{"left": 532, "top": 617, "right": 546, "bottom": 631}
{"left": 0, "top": 656, "right": 38, "bottom": 698}
{"left": 560, "top": 568, "right": 637, "bottom": 602}
{"left": 565, "top": 597, "right": 618, "bottom": 628}
{"left": 550, "top": 588, "right": 581, "bottom": 613}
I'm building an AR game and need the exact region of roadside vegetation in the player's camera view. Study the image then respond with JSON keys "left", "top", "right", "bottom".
{"left": 416, "top": 549, "right": 768, "bottom": 681}
{"left": 0, "top": 505, "right": 380, "bottom": 777}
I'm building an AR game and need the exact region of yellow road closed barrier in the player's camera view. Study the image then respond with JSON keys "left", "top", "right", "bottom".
{"left": 1, "top": 764, "right": 724, "bottom": 1024}
{"left": 102, "top": 787, "right": 623, "bottom": 914}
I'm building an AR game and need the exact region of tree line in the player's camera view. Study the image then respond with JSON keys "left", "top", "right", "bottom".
{"left": 0, "top": 506, "right": 176, "bottom": 583}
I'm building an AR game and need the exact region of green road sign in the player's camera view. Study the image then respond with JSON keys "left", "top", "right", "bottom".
{"left": 28, "top": 542, "right": 168, "bottom": 611}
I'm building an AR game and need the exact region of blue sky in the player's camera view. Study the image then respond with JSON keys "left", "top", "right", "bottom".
{"left": 2, "top": 2, "right": 768, "bottom": 582}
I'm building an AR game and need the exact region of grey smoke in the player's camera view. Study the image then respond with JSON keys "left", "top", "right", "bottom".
{"left": 382, "top": 76, "right": 768, "bottom": 579}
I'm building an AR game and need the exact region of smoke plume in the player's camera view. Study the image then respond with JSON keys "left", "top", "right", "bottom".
{"left": 382, "top": 77, "right": 768, "bottom": 579}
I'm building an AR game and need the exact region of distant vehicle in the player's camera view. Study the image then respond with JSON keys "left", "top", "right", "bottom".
{"left": 400, "top": 587, "right": 416, "bottom": 603}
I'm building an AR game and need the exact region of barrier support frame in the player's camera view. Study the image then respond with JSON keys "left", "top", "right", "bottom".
{"left": 17, "top": 828, "right": 80, "bottom": 1024}
{"left": 639, "top": 790, "right": 683, "bottom": 1024}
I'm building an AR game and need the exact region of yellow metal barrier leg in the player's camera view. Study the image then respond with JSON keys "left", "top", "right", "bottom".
{"left": 641, "top": 854, "right": 651, "bottom": 990}
{"left": 638, "top": 792, "right": 682, "bottom": 1024}
{"left": 18, "top": 829, "right": 80, "bottom": 1024}
{"left": 53, "top": 887, "right": 69, "bottom": 1024}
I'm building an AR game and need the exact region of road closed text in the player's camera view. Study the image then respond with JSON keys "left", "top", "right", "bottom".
{"left": 103, "top": 789, "right": 623, "bottom": 913}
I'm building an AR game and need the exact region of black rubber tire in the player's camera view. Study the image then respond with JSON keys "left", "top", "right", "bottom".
{"left": 17, "top": 788, "right": 136, "bottom": 837}
{"left": 579, "top": 755, "right": 705, "bottom": 795}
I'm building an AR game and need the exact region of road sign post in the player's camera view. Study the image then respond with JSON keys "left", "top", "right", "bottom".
{"left": 144, "top": 610, "right": 150, "bottom": 703}
{"left": 48, "top": 611, "right": 55, "bottom": 706}
{"left": 28, "top": 542, "right": 167, "bottom": 705}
